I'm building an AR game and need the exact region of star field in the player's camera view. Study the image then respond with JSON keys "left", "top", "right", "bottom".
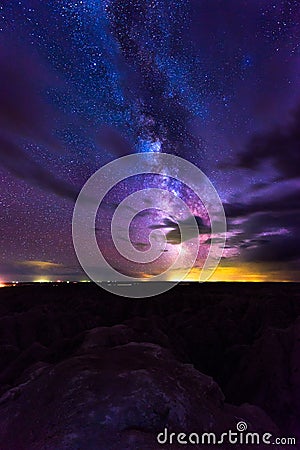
{"left": 0, "top": 0, "right": 300, "bottom": 281}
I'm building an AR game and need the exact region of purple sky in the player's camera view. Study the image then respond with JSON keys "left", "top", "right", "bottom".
{"left": 0, "top": 0, "right": 300, "bottom": 282}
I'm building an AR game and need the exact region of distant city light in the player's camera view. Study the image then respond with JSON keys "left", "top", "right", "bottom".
{"left": 34, "top": 278, "right": 51, "bottom": 283}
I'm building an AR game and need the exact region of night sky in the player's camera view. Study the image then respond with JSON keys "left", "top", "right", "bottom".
{"left": 0, "top": 0, "right": 300, "bottom": 283}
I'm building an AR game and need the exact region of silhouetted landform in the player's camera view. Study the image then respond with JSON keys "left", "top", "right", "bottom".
{"left": 0, "top": 283, "right": 299, "bottom": 449}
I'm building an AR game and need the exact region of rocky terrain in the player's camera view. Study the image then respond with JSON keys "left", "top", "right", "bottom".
{"left": 0, "top": 282, "right": 299, "bottom": 449}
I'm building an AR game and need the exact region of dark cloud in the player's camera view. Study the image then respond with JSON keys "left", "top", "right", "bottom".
{"left": 0, "top": 136, "right": 78, "bottom": 200}
{"left": 0, "top": 260, "right": 80, "bottom": 277}
{"left": 149, "top": 218, "right": 179, "bottom": 230}
{"left": 225, "top": 205, "right": 300, "bottom": 264}
{"left": 236, "top": 106, "right": 300, "bottom": 180}
{"left": 0, "top": 45, "right": 58, "bottom": 144}
{"left": 242, "top": 211, "right": 300, "bottom": 235}
{"left": 224, "top": 123, "right": 300, "bottom": 266}
{"left": 242, "top": 234, "right": 300, "bottom": 264}
{"left": 204, "top": 237, "right": 226, "bottom": 245}
{"left": 239, "top": 239, "right": 270, "bottom": 249}
{"left": 0, "top": 37, "right": 78, "bottom": 200}
{"left": 149, "top": 215, "right": 210, "bottom": 245}
{"left": 94, "top": 125, "right": 133, "bottom": 158}
{"left": 224, "top": 189, "right": 300, "bottom": 219}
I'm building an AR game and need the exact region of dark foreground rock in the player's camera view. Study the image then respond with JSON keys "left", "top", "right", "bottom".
{"left": 0, "top": 283, "right": 299, "bottom": 448}
{"left": 0, "top": 338, "right": 279, "bottom": 449}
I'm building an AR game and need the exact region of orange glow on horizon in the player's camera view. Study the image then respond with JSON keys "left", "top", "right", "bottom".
{"left": 33, "top": 278, "right": 51, "bottom": 283}
{"left": 165, "top": 263, "right": 296, "bottom": 283}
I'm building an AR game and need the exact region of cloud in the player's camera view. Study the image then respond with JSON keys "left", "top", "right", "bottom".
{"left": 0, "top": 135, "right": 79, "bottom": 200}
{"left": 224, "top": 200, "right": 300, "bottom": 264}
{"left": 94, "top": 124, "right": 133, "bottom": 158}
{"left": 224, "top": 189, "right": 300, "bottom": 259}
{"left": 0, "top": 260, "right": 81, "bottom": 278}
{"left": 204, "top": 237, "right": 226, "bottom": 245}
{"left": 224, "top": 189, "right": 300, "bottom": 219}
{"left": 242, "top": 234, "right": 300, "bottom": 263}
{"left": 236, "top": 105, "right": 300, "bottom": 180}
{"left": 0, "top": 36, "right": 79, "bottom": 200}
{"left": 0, "top": 260, "right": 61, "bottom": 275}
{"left": 149, "top": 215, "right": 210, "bottom": 245}
{"left": 19, "top": 261, "right": 62, "bottom": 270}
